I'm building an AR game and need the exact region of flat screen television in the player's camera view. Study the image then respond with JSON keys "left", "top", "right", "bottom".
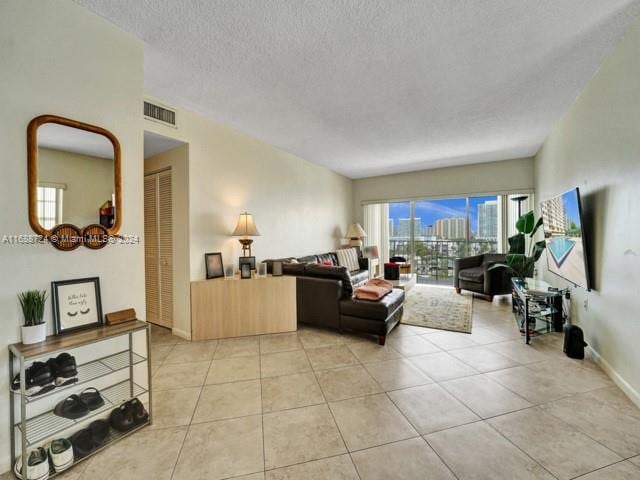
{"left": 540, "top": 188, "right": 591, "bottom": 290}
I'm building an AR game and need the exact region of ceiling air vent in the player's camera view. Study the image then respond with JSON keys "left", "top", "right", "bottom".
{"left": 144, "top": 100, "right": 178, "bottom": 128}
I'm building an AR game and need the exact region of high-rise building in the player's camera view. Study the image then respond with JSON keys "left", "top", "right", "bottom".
{"left": 541, "top": 196, "right": 565, "bottom": 234}
{"left": 477, "top": 200, "right": 497, "bottom": 239}
{"left": 398, "top": 218, "right": 411, "bottom": 238}
{"left": 388, "top": 218, "right": 394, "bottom": 237}
{"left": 435, "top": 217, "right": 467, "bottom": 239}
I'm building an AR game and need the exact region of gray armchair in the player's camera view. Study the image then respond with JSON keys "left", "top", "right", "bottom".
{"left": 454, "top": 253, "right": 512, "bottom": 301}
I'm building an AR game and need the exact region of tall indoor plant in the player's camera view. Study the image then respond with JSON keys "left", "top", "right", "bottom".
{"left": 18, "top": 290, "right": 47, "bottom": 344}
{"left": 490, "top": 210, "right": 546, "bottom": 278}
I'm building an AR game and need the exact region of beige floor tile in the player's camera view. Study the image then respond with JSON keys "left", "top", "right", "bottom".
{"left": 265, "top": 454, "right": 358, "bottom": 480}
{"left": 150, "top": 344, "right": 174, "bottom": 366}
{"left": 259, "top": 332, "right": 303, "bottom": 354}
{"left": 546, "top": 394, "right": 640, "bottom": 457}
{"left": 387, "top": 335, "right": 441, "bottom": 356}
{"left": 440, "top": 374, "right": 532, "bottom": 418}
{"left": 486, "top": 365, "right": 572, "bottom": 404}
{"left": 363, "top": 358, "right": 433, "bottom": 391}
{"left": 261, "top": 372, "right": 325, "bottom": 412}
{"left": 305, "top": 344, "right": 359, "bottom": 370}
{"left": 150, "top": 325, "right": 182, "bottom": 345}
{"left": 213, "top": 336, "right": 260, "bottom": 359}
{"left": 263, "top": 404, "right": 346, "bottom": 469}
{"left": 173, "top": 416, "right": 263, "bottom": 480}
{"left": 151, "top": 386, "right": 201, "bottom": 428}
{"left": 629, "top": 456, "right": 640, "bottom": 467}
{"left": 298, "top": 328, "right": 344, "bottom": 348}
{"left": 573, "top": 461, "right": 640, "bottom": 480}
{"left": 163, "top": 341, "right": 217, "bottom": 364}
{"left": 388, "top": 384, "right": 480, "bottom": 434}
{"left": 316, "top": 365, "right": 382, "bottom": 401}
{"left": 80, "top": 426, "right": 187, "bottom": 480}
{"left": 489, "top": 407, "right": 622, "bottom": 480}
{"left": 426, "top": 331, "right": 478, "bottom": 350}
{"left": 409, "top": 352, "right": 478, "bottom": 382}
{"left": 347, "top": 341, "right": 402, "bottom": 363}
{"left": 483, "top": 324, "right": 523, "bottom": 340}
{"left": 234, "top": 474, "right": 265, "bottom": 480}
{"left": 425, "top": 421, "right": 555, "bottom": 480}
{"left": 404, "top": 325, "right": 443, "bottom": 335}
{"left": 153, "top": 361, "right": 210, "bottom": 390}
{"left": 388, "top": 324, "right": 418, "bottom": 337}
{"left": 466, "top": 327, "right": 508, "bottom": 345}
{"left": 192, "top": 380, "right": 262, "bottom": 423}
{"left": 351, "top": 437, "right": 456, "bottom": 480}
{"left": 261, "top": 350, "right": 311, "bottom": 378}
{"left": 449, "top": 345, "right": 521, "bottom": 373}
{"left": 206, "top": 355, "right": 260, "bottom": 384}
{"left": 490, "top": 339, "right": 552, "bottom": 364}
{"left": 533, "top": 360, "right": 613, "bottom": 394}
{"left": 329, "top": 393, "right": 418, "bottom": 451}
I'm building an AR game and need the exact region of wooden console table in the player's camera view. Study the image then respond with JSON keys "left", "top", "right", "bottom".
{"left": 190, "top": 274, "right": 297, "bottom": 340}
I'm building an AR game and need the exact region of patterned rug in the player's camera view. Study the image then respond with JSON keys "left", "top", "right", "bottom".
{"left": 401, "top": 285, "right": 473, "bottom": 333}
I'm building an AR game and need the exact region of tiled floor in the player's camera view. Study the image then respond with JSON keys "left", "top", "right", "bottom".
{"left": 9, "top": 295, "right": 640, "bottom": 480}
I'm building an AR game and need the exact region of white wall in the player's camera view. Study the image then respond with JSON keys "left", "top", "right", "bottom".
{"left": 144, "top": 101, "right": 354, "bottom": 281}
{"left": 352, "top": 158, "right": 534, "bottom": 223}
{"left": 0, "top": 0, "right": 144, "bottom": 472}
{"left": 535, "top": 16, "right": 640, "bottom": 404}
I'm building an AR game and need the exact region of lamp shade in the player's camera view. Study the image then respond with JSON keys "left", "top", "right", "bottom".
{"left": 346, "top": 223, "right": 367, "bottom": 239}
{"left": 232, "top": 212, "right": 260, "bottom": 237}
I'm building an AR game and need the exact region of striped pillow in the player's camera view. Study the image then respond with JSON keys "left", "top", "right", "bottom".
{"left": 336, "top": 248, "right": 360, "bottom": 272}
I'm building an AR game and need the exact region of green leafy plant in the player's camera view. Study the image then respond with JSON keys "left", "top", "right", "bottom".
{"left": 18, "top": 290, "right": 47, "bottom": 327}
{"left": 490, "top": 210, "right": 546, "bottom": 278}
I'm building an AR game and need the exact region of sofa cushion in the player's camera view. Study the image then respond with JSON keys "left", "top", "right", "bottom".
{"left": 283, "top": 263, "right": 306, "bottom": 276}
{"left": 297, "top": 255, "right": 318, "bottom": 264}
{"left": 458, "top": 266, "right": 484, "bottom": 283}
{"left": 305, "top": 264, "right": 353, "bottom": 298}
{"left": 340, "top": 288, "right": 405, "bottom": 321}
{"left": 336, "top": 248, "right": 360, "bottom": 272}
{"left": 316, "top": 253, "right": 336, "bottom": 266}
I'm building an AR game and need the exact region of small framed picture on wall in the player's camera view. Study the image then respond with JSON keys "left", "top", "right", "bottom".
{"left": 52, "top": 277, "right": 103, "bottom": 335}
{"left": 205, "top": 252, "right": 224, "bottom": 279}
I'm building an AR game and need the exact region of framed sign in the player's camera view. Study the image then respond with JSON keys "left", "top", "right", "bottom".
{"left": 205, "top": 252, "right": 224, "bottom": 279}
{"left": 52, "top": 277, "right": 103, "bottom": 335}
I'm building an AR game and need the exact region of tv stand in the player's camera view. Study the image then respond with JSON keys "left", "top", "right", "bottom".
{"left": 511, "top": 278, "right": 565, "bottom": 344}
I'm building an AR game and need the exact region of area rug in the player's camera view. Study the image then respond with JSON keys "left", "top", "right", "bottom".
{"left": 401, "top": 285, "right": 473, "bottom": 333}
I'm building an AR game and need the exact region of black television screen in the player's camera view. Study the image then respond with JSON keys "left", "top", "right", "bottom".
{"left": 540, "top": 188, "right": 591, "bottom": 290}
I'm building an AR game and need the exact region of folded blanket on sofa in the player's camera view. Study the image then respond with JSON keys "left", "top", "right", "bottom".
{"left": 353, "top": 278, "right": 393, "bottom": 301}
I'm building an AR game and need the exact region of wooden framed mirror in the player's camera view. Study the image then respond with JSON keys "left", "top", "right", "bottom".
{"left": 27, "top": 115, "right": 122, "bottom": 249}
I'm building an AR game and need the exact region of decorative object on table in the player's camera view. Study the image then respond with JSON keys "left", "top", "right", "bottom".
{"left": 18, "top": 289, "right": 48, "bottom": 344}
{"left": 204, "top": 252, "right": 224, "bottom": 279}
{"left": 224, "top": 264, "right": 236, "bottom": 280}
{"left": 384, "top": 262, "right": 400, "bottom": 280}
{"left": 232, "top": 212, "right": 260, "bottom": 256}
{"left": 240, "top": 263, "right": 252, "bottom": 279}
{"left": 257, "top": 262, "right": 268, "bottom": 277}
{"left": 401, "top": 285, "right": 473, "bottom": 333}
{"left": 345, "top": 223, "right": 367, "bottom": 248}
{"left": 564, "top": 324, "right": 587, "bottom": 359}
{"left": 363, "top": 245, "right": 379, "bottom": 259}
{"left": 239, "top": 255, "right": 256, "bottom": 271}
{"left": 272, "top": 260, "right": 283, "bottom": 276}
{"left": 51, "top": 277, "right": 103, "bottom": 335}
{"left": 105, "top": 308, "right": 137, "bottom": 326}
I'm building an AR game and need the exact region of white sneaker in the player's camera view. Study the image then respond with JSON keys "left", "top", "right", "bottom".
{"left": 13, "top": 447, "right": 49, "bottom": 480}
{"left": 49, "top": 438, "right": 74, "bottom": 473}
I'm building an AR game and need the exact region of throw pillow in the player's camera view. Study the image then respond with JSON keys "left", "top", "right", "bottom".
{"left": 336, "top": 248, "right": 360, "bottom": 272}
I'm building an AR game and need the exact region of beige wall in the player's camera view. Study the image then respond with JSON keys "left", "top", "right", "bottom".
{"left": 39, "top": 148, "right": 114, "bottom": 226}
{"left": 352, "top": 158, "right": 534, "bottom": 223}
{"left": 535, "top": 17, "right": 640, "bottom": 404}
{"left": 144, "top": 145, "right": 191, "bottom": 339}
{"left": 0, "top": 0, "right": 144, "bottom": 472}
{"left": 144, "top": 101, "right": 354, "bottom": 281}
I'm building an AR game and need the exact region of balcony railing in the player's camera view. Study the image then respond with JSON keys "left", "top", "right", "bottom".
{"left": 389, "top": 239, "right": 499, "bottom": 286}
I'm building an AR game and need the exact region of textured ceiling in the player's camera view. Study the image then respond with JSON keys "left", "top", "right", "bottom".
{"left": 77, "top": 0, "right": 640, "bottom": 178}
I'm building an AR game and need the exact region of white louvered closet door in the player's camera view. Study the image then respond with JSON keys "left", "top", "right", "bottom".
{"left": 144, "top": 170, "right": 173, "bottom": 328}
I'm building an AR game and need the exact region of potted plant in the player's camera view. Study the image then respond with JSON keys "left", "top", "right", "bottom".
{"left": 490, "top": 210, "right": 546, "bottom": 278}
{"left": 18, "top": 290, "right": 48, "bottom": 344}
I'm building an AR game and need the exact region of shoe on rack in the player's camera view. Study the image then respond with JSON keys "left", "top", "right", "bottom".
{"left": 128, "top": 398, "right": 149, "bottom": 425}
{"left": 69, "top": 429, "right": 95, "bottom": 459}
{"left": 53, "top": 394, "right": 90, "bottom": 420}
{"left": 46, "top": 353, "right": 78, "bottom": 387}
{"left": 79, "top": 387, "right": 105, "bottom": 411}
{"left": 109, "top": 402, "right": 135, "bottom": 432}
{"left": 48, "top": 438, "right": 73, "bottom": 473}
{"left": 11, "top": 362, "right": 55, "bottom": 397}
{"left": 13, "top": 447, "right": 49, "bottom": 480}
{"left": 89, "top": 420, "right": 110, "bottom": 446}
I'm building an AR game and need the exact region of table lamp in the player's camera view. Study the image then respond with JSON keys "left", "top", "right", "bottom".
{"left": 346, "top": 223, "right": 367, "bottom": 248}
{"left": 232, "top": 212, "right": 260, "bottom": 256}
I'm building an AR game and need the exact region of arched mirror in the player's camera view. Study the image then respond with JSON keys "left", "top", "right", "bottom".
{"left": 27, "top": 115, "right": 122, "bottom": 249}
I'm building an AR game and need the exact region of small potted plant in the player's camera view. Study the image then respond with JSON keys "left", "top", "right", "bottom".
{"left": 18, "top": 290, "right": 48, "bottom": 344}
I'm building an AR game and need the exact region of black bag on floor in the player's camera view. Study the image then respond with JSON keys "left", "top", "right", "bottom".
{"left": 564, "top": 324, "right": 587, "bottom": 359}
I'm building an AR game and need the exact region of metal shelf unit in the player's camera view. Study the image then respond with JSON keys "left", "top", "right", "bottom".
{"left": 8, "top": 321, "right": 152, "bottom": 478}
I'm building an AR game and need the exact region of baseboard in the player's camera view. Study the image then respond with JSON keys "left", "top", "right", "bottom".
{"left": 172, "top": 327, "right": 191, "bottom": 341}
{"left": 588, "top": 346, "right": 640, "bottom": 408}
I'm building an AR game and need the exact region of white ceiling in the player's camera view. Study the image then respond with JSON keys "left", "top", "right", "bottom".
{"left": 38, "top": 123, "right": 114, "bottom": 159}
{"left": 77, "top": 0, "right": 640, "bottom": 178}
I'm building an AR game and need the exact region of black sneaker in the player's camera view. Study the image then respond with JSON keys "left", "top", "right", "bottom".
{"left": 47, "top": 353, "right": 78, "bottom": 387}
{"left": 11, "top": 362, "right": 55, "bottom": 397}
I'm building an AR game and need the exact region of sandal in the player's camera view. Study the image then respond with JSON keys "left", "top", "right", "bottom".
{"left": 109, "top": 402, "right": 134, "bottom": 432}
{"left": 79, "top": 388, "right": 104, "bottom": 411}
{"left": 128, "top": 398, "right": 149, "bottom": 425}
{"left": 54, "top": 395, "right": 89, "bottom": 420}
